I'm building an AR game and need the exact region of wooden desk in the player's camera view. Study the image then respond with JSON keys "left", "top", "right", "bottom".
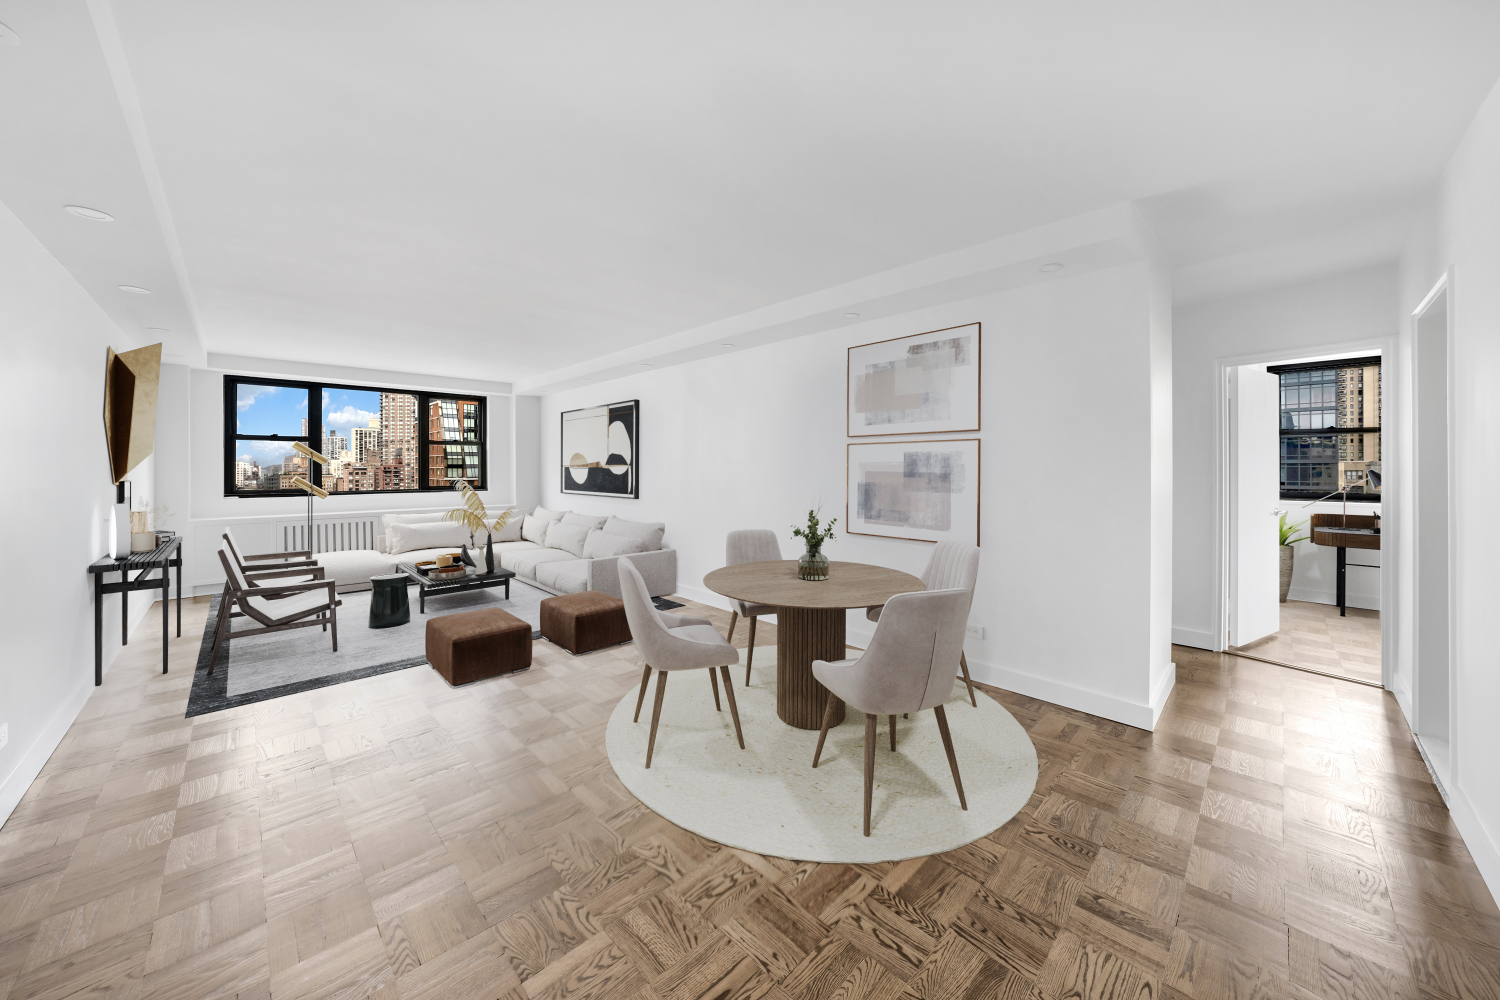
{"left": 88, "top": 537, "right": 183, "bottom": 685}
{"left": 703, "top": 560, "right": 923, "bottom": 729}
{"left": 1310, "top": 513, "right": 1379, "bottom": 617}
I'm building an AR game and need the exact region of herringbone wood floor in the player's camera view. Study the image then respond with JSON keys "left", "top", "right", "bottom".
{"left": 1, "top": 597, "right": 1495, "bottom": 1000}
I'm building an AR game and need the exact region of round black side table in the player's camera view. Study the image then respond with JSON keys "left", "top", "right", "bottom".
{"left": 369, "top": 574, "right": 412, "bottom": 629}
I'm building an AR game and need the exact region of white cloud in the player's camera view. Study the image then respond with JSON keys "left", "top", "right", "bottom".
{"left": 324, "top": 405, "right": 379, "bottom": 431}
{"left": 236, "top": 384, "right": 278, "bottom": 411}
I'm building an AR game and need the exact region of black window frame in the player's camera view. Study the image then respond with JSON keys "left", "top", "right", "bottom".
{"left": 223, "top": 375, "right": 486, "bottom": 497}
{"left": 1269, "top": 356, "right": 1381, "bottom": 504}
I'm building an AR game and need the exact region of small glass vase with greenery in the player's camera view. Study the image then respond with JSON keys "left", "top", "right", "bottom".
{"left": 792, "top": 507, "right": 837, "bottom": 581}
{"left": 444, "top": 481, "right": 515, "bottom": 575}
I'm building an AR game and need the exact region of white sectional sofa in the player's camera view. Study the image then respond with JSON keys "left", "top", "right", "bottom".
{"left": 316, "top": 507, "right": 678, "bottom": 599}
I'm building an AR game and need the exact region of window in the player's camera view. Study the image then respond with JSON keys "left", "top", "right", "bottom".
{"left": 224, "top": 376, "right": 486, "bottom": 496}
{"left": 1269, "top": 356, "right": 1380, "bottom": 502}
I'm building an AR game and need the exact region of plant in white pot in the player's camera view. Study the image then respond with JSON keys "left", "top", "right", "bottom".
{"left": 443, "top": 481, "right": 515, "bottom": 576}
{"left": 1278, "top": 512, "right": 1310, "bottom": 603}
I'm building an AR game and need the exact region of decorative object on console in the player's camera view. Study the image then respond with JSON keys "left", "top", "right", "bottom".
{"left": 1278, "top": 512, "right": 1310, "bottom": 603}
{"left": 847, "top": 323, "right": 979, "bottom": 437}
{"left": 109, "top": 480, "right": 131, "bottom": 559}
{"left": 444, "top": 480, "right": 513, "bottom": 575}
{"left": 561, "top": 399, "right": 639, "bottom": 498}
{"left": 791, "top": 506, "right": 836, "bottom": 582}
{"left": 102, "top": 342, "right": 162, "bottom": 483}
{"left": 847, "top": 438, "right": 981, "bottom": 545}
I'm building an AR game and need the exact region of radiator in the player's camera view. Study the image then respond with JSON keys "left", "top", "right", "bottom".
{"left": 277, "top": 516, "right": 380, "bottom": 554}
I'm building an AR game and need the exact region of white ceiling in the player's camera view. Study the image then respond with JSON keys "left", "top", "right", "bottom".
{"left": 2, "top": 1, "right": 1498, "bottom": 382}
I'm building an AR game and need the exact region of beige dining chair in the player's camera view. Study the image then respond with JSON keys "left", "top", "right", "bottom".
{"left": 724, "top": 529, "right": 780, "bottom": 685}
{"left": 619, "top": 557, "right": 745, "bottom": 767}
{"left": 866, "top": 541, "right": 980, "bottom": 706}
{"left": 209, "top": 542, "right": 341, "bottom": 675}
{"left": 813, "top": 588, "right": 970, "bottom": 836}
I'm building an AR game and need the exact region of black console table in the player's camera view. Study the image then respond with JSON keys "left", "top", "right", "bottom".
{"left": 88, "top": 537, "right": 182, "bottom": 685}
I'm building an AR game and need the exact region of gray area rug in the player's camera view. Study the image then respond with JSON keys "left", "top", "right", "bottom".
{"left": 188, "top": 580, "right": 559, "bottom": 717}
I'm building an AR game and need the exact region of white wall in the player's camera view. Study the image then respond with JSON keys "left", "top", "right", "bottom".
{"left": 0, "top": 201, "right": 159, "bottom": 826}
{"left": 514, "top": 394, "right": 541, "bottom": 508}
{"left": 539, "top": 261, "right": 1174, "bottom": 729}
{"left": 150, "top": 367, "right": 516, "bottom": 593}
{"left": 1395, "top": 76, "right": 1500, "bottom": 896}
{"left": 1172, "top": 264, "right": 1397, "bottom": 648}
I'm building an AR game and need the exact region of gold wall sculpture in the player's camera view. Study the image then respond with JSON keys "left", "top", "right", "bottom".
{"left": 103, "top": 343, "right": 162, "bottom": 484}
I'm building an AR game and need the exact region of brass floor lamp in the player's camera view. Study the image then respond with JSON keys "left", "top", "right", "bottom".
{"left": 290, "top": 442, "right": 329, "bottom": 552}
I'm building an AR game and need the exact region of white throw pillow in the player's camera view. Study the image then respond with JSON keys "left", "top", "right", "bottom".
{"left": 489, "top": 507, "right": 528, "bottom": 542}
{"left": 386, "top": 520, "right": 471, "bottom": 554}
{"left": 521, "top": 514, "right": 551, "bottom": 545}
{"left": 544, "top": 522, "right": 591, "bottom": 558}
{"left": 380, "top": 511, "right": 448, "bottom": 534}
{"left": 602, "top": 516, "right": 666, "bottom": 551}
{"left": 583, "top": 529, "right": 647, "bottom": 560}
{"left": 560, "top": 512, "right": 607, "bottom": 531}
{"left": 532, "top": 506, "right": 568, "bottom": 522}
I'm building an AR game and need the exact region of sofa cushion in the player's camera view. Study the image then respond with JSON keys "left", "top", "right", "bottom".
{"left": 534, "top": 559, "right": 591, "bottom": 594}
{"left": 492, "top": 541, "right": 539, "bottom": 558}
{"left": 504, "top": 547, "right": 574, "bottom": 579}
{"left": 381, "top": 511, "right": 448, "bottom": 534}
{"left": 490, "top": 506, "right": 529, "bottom": 542}
{"left": 545, "top": 523, "right": 590, "bottom": 558}
{"left": 388, "top": 520, "right": 471, "bottom": 554}
{"left": 560, "top": 512, "right": 607, "bottom": 531}
{"left": 603, "top": 516, "right": 665, "bottom": 551}
{"left": 317, "top": 549, "right": 399, "bottom": 591}
{"left": 583, "top": 529, "right": 646, "bottom": 559}
{"left": 533, "top": 506, "right": 568, "bottom": 522}
{"left": 521, "top": 514, "right": 551, "bottom": 545}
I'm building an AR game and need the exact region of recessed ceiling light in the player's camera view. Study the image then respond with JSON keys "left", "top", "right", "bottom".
{"left": 720, "top": 344, "right": 734, "bottom": 349}
{"left": 65, "top": 205, "right": 113, "bottom": 221}
{"left": 842, "top": 312, "right": 860, "bottom": 320}
{"left": 0, "top": 22, "right": 19, "bottom": 46}
{"left": 582, "top": 378, "right": 594, "bottom": 382}
{"left": 639, "top": 363, "right": 653, "bottom": 367}
{"left": 118, "top": 285, "right": 151, "bottom": 294}
{"left": 146, "top": 327, "right": 169, "bottom": 333}
{"left": 1039, "top": 262, "right": 1064, "bottom": 273}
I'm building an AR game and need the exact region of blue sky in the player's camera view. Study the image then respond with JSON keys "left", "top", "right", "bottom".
{"left": 235, "top": 383, "right": 387, "bottom": 465}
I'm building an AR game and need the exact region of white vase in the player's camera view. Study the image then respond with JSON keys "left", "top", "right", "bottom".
{"left": 1279, "top": 545, "right": 1294, "bottom": 603}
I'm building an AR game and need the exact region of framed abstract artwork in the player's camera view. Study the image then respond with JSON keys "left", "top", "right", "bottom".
{"left": 847, "top": 322, "right": 980, "bottom": 437}
{"left": 560, "top": 399, "right": 639, "bottom": 498}
{"left": 846, "top": 439, "right": 980, "bottom": 545}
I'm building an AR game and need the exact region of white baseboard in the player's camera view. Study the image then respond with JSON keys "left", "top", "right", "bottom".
{"left": 1148, "top": 665, "right": 1177, "bottom": 728}
{"left": 1171, "top": 627, "right": 1218, "bottom": 650}
{"left": 963, "top": 656, "right": 1161, "bottom": 731}
{"left": 1447, "top": 778, "right": 1500, "bottom": 911}
{"left": 0, "top": 671, "right": 94, "bottom": 829}
{"left": 1286, "top": 586, "right": 1379, "bottom": 611}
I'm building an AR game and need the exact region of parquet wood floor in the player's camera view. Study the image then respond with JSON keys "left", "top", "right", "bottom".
{"left": 1234, "top": 602, "right": 1381, "bottom": 685}
{"left": 1, "top": 597, "right": 1494, "bottom": 1000}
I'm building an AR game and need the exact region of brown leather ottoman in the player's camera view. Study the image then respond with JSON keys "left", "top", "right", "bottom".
{"left": 540, "top": 590, "right": 631, "bottom": 654}
{"left": 425, "top": 608, "right": 531, "bottom": 685}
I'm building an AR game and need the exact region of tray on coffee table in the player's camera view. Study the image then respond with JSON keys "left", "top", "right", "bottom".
{"left": 398, "top": 562, "right": 515, "bottom": 613}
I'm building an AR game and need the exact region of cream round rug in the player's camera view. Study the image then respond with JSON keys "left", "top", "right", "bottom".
{"left": 604, "top": 650, "right": 1039, "bottom": 863}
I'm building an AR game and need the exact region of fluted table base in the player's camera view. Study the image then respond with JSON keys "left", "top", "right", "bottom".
{"left": 776, "top": 607, "right": 847, "bottom": 730}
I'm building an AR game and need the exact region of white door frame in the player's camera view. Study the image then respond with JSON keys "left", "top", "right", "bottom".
{"left": 1212, "top": 336, "right": 1397, "bottom": 689}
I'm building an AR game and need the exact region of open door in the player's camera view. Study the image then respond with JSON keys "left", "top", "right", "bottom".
{"left": 1229, "top": 364, "right": 1282, "bottom": 646}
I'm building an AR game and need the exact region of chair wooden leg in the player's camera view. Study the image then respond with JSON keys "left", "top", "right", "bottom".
{"left": 633, "top": 664, "right": 651, "bottom": 722}
{"left": 726, "top": 610, "right": 738, "bottom": 643}
{"left": 933, "top": 704, "right": 967, "bottom": 810}
{"left": 709, "top": 667, "right": 721, "bottom": 711}
{"left": 745, "top": 616, "right": 758, "bottom": 685}
{"left": 207, "top": 588, "right": 231, "bottom": 676}
{"left": 889, "top": 715, "right": 897, "bottom": 751}
{"left": 959, "top": 651, "right": 977, "bottom": 707}
{"left": 645, "top": 671, "right": 668, "bottom": 768}
{"left": 719, "top": 665, "right": 745, "bottom": 749}
{"left": 329, "top": 605, "right": 339, "bottom": 652}
{"left": 812, "top": 691, "right": 840, "bottom": 767}
{"left": 864, "top": 713, "right": 877, "bottom": 837}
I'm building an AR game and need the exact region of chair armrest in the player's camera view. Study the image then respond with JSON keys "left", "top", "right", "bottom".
{"left": 658, "top": 611, "right": 711, "bottom": 629}
{"left": 244, "top": 579, "right": 336, "bottom": 599}
{"left": 244, "top": 549, "right": 313, "bottom": 561}
{"left": 247, "top": 566, "right": 326, "bottom": 582}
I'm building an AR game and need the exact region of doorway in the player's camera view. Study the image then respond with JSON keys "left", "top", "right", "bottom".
{"left": 1411, "top": 275, "right": 1451, "bottom": 783}
{"left": 1222, "top": 351, "right": 1385, "bottom": 686}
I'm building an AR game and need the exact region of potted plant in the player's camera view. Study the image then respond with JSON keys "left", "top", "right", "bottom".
{"left": 791, "top": 506, "right": 837, "bottom": 581}
{"left": 1278, "top": 512, "right": 1310, "bottom": 603}
{"left": 443, "top": 481, "right": 515, "bottom": 576}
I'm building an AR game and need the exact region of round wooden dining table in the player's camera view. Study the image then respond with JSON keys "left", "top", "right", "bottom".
{"left": 702, "top": 560, "right": 924, "bottom": 730}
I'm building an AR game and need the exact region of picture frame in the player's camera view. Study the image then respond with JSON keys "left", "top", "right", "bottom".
{"left": 846, "top": 438, "right": 980, "bottom": 545}
{"left": 560, "top": 399, "right": 639, "bottom": 498}
{"left": 847, "top": 322, "right": 980, "bottom": 437}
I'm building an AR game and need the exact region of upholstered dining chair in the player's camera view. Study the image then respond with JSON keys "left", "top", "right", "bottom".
{"left": 724, "top": 529, "right": 781, "bottom": 685}
{"left": 209, "top": 542, "right": 341, "bottom": 675}
{"left": 866, "top": 541, "right": 980, "bottom": 706}
{"left": 619, "top": 557, "right": 745, "bottom": 767}
{"left": 813, "top": 588, "right": 970, "bottom": 836}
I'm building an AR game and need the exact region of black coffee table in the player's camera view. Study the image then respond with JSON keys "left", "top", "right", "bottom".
{"left": 398, "top": 562, "right": 515, "bottom": 613}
